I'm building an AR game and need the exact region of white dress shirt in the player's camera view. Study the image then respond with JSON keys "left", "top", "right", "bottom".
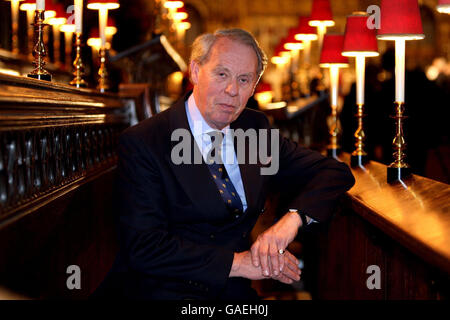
{"left": 185, "top": 94, "right": 248, "bottom": 212}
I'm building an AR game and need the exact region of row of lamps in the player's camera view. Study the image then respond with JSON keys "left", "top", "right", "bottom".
{"left": 4, "top": 0, "right": 120, "bottom": 92}
{"left": 267, "top": 0, "right": 439, "bottom": 184}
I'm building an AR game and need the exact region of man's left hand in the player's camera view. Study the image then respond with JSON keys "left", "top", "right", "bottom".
{"left": 250, "top": 211, "right": 302, "bottom": 277}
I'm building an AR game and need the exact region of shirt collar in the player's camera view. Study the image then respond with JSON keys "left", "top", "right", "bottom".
{"left": 186, "top": 93, "right": 230, "bottom": 138}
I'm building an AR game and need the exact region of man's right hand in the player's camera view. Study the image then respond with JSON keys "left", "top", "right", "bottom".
{"left": 229, "top": 250, "right": 301, "bottom": 284}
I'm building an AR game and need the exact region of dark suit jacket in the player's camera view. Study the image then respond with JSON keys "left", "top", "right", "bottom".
{"left": 93, "top": 93, "right": 355, "bottom": 300}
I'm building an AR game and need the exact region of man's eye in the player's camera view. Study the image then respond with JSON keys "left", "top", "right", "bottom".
{"left": 218, "top": 73, "right": 226, "bottom": 78}
{"left": 239, "top": 78, "right": 249, "bottom": 84}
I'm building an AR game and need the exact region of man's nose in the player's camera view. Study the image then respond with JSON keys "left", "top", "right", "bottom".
{"left": 225, "top": 79, "right": 238, "bottom": 97}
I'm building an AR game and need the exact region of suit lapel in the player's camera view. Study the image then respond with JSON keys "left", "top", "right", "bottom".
{"left": 231, "top": 112, "right": 263, "bottom": 213}
{"left": 166, "top": 94, "right": 230, "bottom": 220}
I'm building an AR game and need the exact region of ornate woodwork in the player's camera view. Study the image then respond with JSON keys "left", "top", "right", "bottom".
{"left": 0, "top": 73, "right": 129, "bottom": 298}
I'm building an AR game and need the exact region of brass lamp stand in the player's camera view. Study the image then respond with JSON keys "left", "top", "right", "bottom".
{"left": 387, "top": 102, "right": 411, "bottom": 182}
{"left": 27, "top": 10, "right": 51, "bottom": 81}
{"left": 327, "top": 105, "right": 341, "bottom": 158}
{"left": 97, "top": 47, "right": 109, "bottom": 92}
{"left": 350, "top": 103, "right": 368, "bottom": 166}
{"left": 69, "top": 32, "right": 87, "bottom": 88}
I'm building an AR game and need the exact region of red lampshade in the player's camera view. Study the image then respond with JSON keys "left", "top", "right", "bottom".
{"left": 342, "top": 12, "right": 379, "bottom": 57}
{"left": 377, "top": 0, "right": 424, "bottom": 40}
{"left": 45, "top": 1, "right": 57, "bottom": 12}
{"left": 256, "top": 82, "right": 272, "bottom": 93}
{"left": 53, "top": 3, "right": 67, "bottom": 18}
{"left": 295, "top": 16, "right": 318, "bottom": 41}
{"left": 284, "top": 28, "right": 304, "bottom": 50}
{"left": 319, "top": 34, "right": 349, "bottom": 67}
{"left": 87, "top": 0, "right": 120, "bottom": 10}
{"left": 274, "top": 41, "right": 289, "bottom": 57}
{"left": 297, "top": 16, "right": 316, "bottom": 35}
{"left": 309, "top": 0, "right": 334, "bottom": 26}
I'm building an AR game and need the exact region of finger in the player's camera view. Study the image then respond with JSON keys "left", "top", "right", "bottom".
{"left": 278, "top": 247, "right": 285, "bottom": 272}
{"left": 284, "top": 251, "right": 301, "bottom": 275}
{"left": 269, "top": 244, "right": 280, "bottom": 276}
{"left": 282, "top": 252, "right": 301, "bottom": 281}
{"left": 273, "top": 272, "right": 293, "bottom": 284}
{"left": 250, "top": 241, "right": 260, "bottom": 267}
{"left": 259, "top": 241, "right": 270, "bottom": 277}
{"left": 281, "top": 261, "right": 300, "bottom": 281}
{"left": 285, "top": 255, "right": 301, "bottom": 275}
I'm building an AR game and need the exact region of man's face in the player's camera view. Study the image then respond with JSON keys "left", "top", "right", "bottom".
{"left": 190, "top": 37, "right": 259, "bottom": 130}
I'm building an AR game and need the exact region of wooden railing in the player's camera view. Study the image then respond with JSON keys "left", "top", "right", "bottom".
{"left": 0, "top": 74, "right": 130, "bottom": 298}
{"left": 304, "top": 153, "right": 450, "bottom": 300}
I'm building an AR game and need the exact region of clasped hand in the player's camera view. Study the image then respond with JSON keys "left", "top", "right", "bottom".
{"left": 250, "top": 210, "right": 302, "bottom": 278}
{"left": 231, "top": 249, "right": 301, "bottom": 284}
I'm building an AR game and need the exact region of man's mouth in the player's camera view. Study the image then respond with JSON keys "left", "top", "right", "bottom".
{"left": 218, "top": 103, "right": 236, "bottom": 111}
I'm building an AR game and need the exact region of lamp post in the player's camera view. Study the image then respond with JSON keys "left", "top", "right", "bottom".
{"left": 319, "top": 34, "right": 349, "bottom": 158}
{"left": 342, "top": 12, "right": 379, "bottom": 167}
{"left": 284, "top": 28, "right": 304, "bottom": 74}
{"left": 105, "top": 17, "right": 117, "bottom": 47}
{"left": 87, "top": 0, "right": 120, "bottom": 92}
{"left": 271, "top": 43, "right": 290, "bottom": 102}
{"left": 27, "top": 0, "right": 51, "bottom": 81}
{"left": 377, "top": 0, "right": 425, "bottom": 183}
{"left": 308, "top": 0, "right": 334, "bottom": 56}
{"left": 47, "top": 4, "right": 67, "bottom": 66}
{"left": 87, "top": 28, "right": 107, "bottom": 61}
{"left": 295, "top": 16, "right": 318, "bottom": 96}
{"left": 60, "top": 22, "right": 76, "bottom": 67}
{"left": 19, "top": 0, "right": 36, "bottom": 57}
{"left": 69, "top": 0, "right": 87, "bottom": 88}
{"left": 295, "top": 16, "right": 318, "bottom": 68}
{"left": 5, "top": 0, "right": 24, "bottom": 54}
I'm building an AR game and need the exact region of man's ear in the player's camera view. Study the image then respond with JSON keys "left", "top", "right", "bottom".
{"left": 190, "top": 60, "right": 199, "bottom": 85}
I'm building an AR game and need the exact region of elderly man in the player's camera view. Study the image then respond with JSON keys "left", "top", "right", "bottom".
{"left": 94, "top": 28, "right": 354, "bottom": 300}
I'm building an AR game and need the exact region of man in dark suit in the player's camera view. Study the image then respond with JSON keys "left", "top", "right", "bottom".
{"left": 94, "top": 29, "right": 355, "bottom": 300}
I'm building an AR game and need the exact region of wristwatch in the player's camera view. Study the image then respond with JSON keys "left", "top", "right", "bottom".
{"left": 289, "top": 209, "right": 308, "bottom": 228}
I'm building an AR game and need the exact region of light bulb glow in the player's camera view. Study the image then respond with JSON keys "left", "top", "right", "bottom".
{"left": 173, "top": 11, "right": 188, "bottom": 21}
{"left": 48, "top": 17, "right": 67, "bottom": 26}
{"left": 294, "top": 33, "right": 318, "bottom": 41}
{"left": 271, "top": 56, "right": 289, "bottom": 65}
{"left": 87, "top": 2, "right": 120, "bottom": 10}
{"left": 284, "top": 42, "right": 304, "bottom": 51}
{"left": 342, "top": 51, "right": 379, "bottom": 57}
{"left": 437, "top": 5, "right": 450, "bottom": 13}
{"left": 164, "top": 1, "right": 184, "bottom": 9}
{"left": 20, "top": 3, "right": 35, "bottom": 11}
{"left": 308, "top": 20, "right": 335, "bottom": 27}
{"left": 60, "top": 24, "right": 76, "bottom": 33}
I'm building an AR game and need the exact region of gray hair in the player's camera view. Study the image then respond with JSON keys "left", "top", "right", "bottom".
{"left": 189, "top": 28, "right": 268, "bottom": 79}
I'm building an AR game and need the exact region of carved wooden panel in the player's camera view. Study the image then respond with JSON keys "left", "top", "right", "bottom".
{"left": 0, "top": 74, "right": 129, "bottom": 228}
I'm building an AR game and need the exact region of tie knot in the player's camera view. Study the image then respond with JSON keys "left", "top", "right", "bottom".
{"left": 207, "top": 131, "right": 224, "bottom": 144}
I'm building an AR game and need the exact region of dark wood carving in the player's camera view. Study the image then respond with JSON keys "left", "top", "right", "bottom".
{"left": 0, "top": 73, "right": 129, "bottom": 298}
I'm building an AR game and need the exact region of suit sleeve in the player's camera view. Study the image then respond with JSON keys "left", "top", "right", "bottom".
{"left": 114, "top": 131, "right": 234, "bottom": 295}
{"left": 271, "top": 122, "right": 355, "bottom": 223}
